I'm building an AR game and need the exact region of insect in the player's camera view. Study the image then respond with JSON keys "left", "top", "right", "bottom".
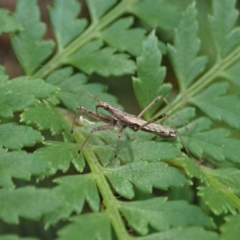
{"left": 73, "top": 96, "right": 177, "bottom": 158}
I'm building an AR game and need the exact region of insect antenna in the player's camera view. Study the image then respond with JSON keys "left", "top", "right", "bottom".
{"left": 71, "top": 106, "right": 82, "bottom": 134}
{"left": 83, "top": 89, "right": 101, "bottom": 103}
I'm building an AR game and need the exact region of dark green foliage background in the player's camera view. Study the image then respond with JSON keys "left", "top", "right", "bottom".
{"left": 0, "top": 0, "right": 240, "bottom": 239}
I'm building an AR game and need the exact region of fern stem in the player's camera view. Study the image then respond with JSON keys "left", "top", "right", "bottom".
{"left": 84, "top": 150, "right": 129, "bottom": 240}
{"left": 72, "top": 129, "right": 130, "bottom": 239}
{"left": 159, "top": 46, "right": 240, "bottom": 118}
{"left": 32, "top": 0, "right": 139, "bottom": 79}
{"left": 188, "top": 45, "right": 240, "bottom": 98}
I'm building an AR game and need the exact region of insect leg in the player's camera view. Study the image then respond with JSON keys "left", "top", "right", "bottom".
{"left": 136, "top": 96, "right": 176, "bottom": 134}
{"left": 77, "top": 123, "right": 115, "bottom": 155}
{"left": 72, "top": 106, "right": 116, "bottom": 155}
{"left": 79, "top": 106, "right": 110, "bottom": 123}
{"left": 114, "top": 125, "right": 125, "bottom": 159}
{"left": 135, "top": 113, "right": 168, "bottom": 131}
{"left": 71, "top": 106, "right": 84, "bottom": 134}
{"left": 138, "top": 96, "right": 165, "bottom": 118}
{"left": 71, "top": 106, "right": 111, "bottom": 133}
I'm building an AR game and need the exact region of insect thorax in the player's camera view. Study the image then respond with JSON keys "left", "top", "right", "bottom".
{"left": 97, "top": 102, "right": 126, "bottom": 118}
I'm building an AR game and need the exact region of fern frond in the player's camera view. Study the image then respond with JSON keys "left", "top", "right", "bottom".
{"left": 0, "top": 0, "right": 240, "bottom": 239}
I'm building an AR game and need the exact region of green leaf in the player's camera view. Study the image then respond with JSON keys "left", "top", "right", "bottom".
{"left": 102, "top": 17, "right": 146, "bottom": 56}
{"left": 67, "top": 40, "right": 136, "bottom": 76}
{"left": 0, "top": 186, "right": 61, "bottom": 224}
{"left": 49, "top": 0, "right": 87, "bottom": 51}
{"left": 2, "top": 1, "right": 240, "bottom": 238}
{"left": 222, "top": 138, "right": 240, "bottom": 164}
{"left": 0, "top": 150, "right": 49, "bottom": 188}
{"left": 0, "top": 9, "right": 22, "bottom": 35}
{"left": 198, "top": 186, "right": 237, "bottom": 215}
{"left": 0, "top": 77, "right": 58, "bottom": 99}
{"left": 221, "top": 61, "right": 240, "bottom": 86}
{"left": 0, "top": 235, "right": 38, "bottom": 240}
{"left": 139, "top": 227, "right": 218, "bottom": 240}
{"left": 0, "top": 77, "right": 57, "bottom": 118}
{"left": 0, "top": 65, "right": 8, "bottom": 84}
{"left": 170, "top": 107, "right": 196, "bottom": 128}
{"left": 117, "top": 140, "right": 182, "bottom": 162}
{"left": 45, "top": 175, "right": 100, "bottom": 225}
{"left": 105, "top": 162, "right": 188, "bottom": 199}
{"left": 118, "top": 198, "right": 214, "bottom": 235}
{"left": 207, "top": 168, "right": 240, "bottom": 191}
{"left": 209, "top": 0, "right": 240, "bottom": 58}
{"left": 130, "top": 0, "right": 180, "bottom": 30}
{"left": 201, "top": 168, "right": 240, "bottom": 213}
{"left": 168, "top": 184, "right": 194, "bottom": 202}
{"left": 192, "top": 82, "right": 240, "bottom": 129}
{"left": 179, "top": 117, "right": 240, "bottom": 163}
{"left": 133, "top": 31, "right": 169, "bottom": 118}
{"left": 57, "top": 213, "right": 111, "bottom": 240}
{"left": 220, "top": 215, "right": 240, "bottom": 240}
{"left": 0, "top": 234, "right": 39, "bottom": 240}
{"left": 171, "top": 156, "right": 204, "bottom": 180}
{"left": 168, "top": 3, "right": 207, "bottom": 90}
{"left": 46, "top": 67, "right": 120, "bottom": 111}
{"left": 20, "top": 102, "right": 69, "bottom": 135}
{"left": 86, "top": 0, "right": 117, "bottom": 22}
{"left": 33, "top": 142, "right": 83, "bottom": 175}
{"left": 0, "top": 92, "right": 37, "bottom": 118}
{"left": 11, "top": 0, "right": 54, "bottom": 75}
{"left": 95, "top": 140, "right": 183, "bottom": 167}
{"left": 0, "top": 123, "right": 43, "bottom": 150}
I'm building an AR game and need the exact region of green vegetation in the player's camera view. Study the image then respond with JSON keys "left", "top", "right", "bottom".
{"left": 0, "top": 0, "right": 240, "bottom": 239}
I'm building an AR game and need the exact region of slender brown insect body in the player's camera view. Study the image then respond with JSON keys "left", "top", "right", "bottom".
{"left": 75, "top": 96, "right": 177, "bottom": 157}
{"left": 122, "top": 115, "right": 176, "bottom": 138}
{"left": 96, "top": 101, "right": 176, "bottom": 138}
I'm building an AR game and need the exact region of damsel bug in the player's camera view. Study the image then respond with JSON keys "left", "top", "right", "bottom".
{"left": 72, "top": 96, "right": 177, "bottom": 158}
